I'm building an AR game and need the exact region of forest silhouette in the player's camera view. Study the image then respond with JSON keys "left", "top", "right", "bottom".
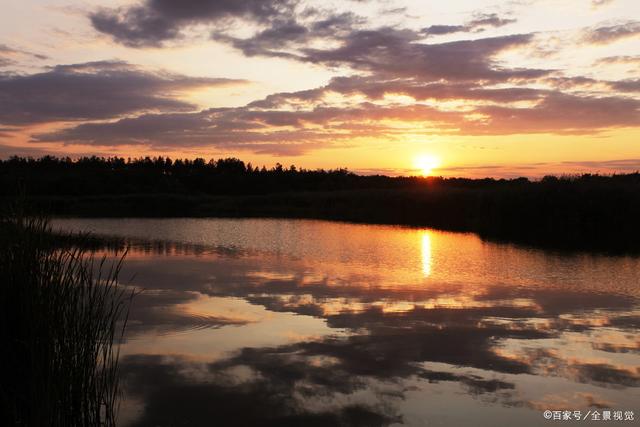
{"left": 2, "top": 155, "right": 639, "bottom": 252}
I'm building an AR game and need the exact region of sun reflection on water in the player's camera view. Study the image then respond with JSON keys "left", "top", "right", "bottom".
{"left": 421, "top": 231, "right": 432, "bottom": 277}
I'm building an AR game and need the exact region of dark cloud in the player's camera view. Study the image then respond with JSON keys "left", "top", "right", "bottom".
{"left": 421, "top": 24, "right": 467, "bottom": 36}
{"left": 242, "top": 324, "right": 539, "bottom": 381}
{"left": 419, "top": 370, "right": 515, "bottom": 395}
{"left": 211, "top": 345, "right": 368, "bottom": 395}
{"left": 126, "top": 288, "right": 249, "bottom": 337}
{"left": 90, "top": 0, "right": 300, "bottom": 47}
{"left": 32, "top": 102, "right": 466, "bottom": 154}
{"left": 0, "top": 58, "right": 14, "bottom": 68}
{"left": 546, "top": 75, "right": 640, "bottom": 93}
{"left": 0, "top": 45, "right": 16, "bottom": 54}
{"left": 0, "top": 60, "right": 247, "bottom": 125}
{"left": 322, "top": 75, "right": 548, "bottom": 103}
{"left": 212, "top": 12, "right": 362, "bottom": 59}
{"left": 212, "top": 20, "right": 310, "bottom": 60}
{"left": 595, "top": 55, "right": 640, "bottom": 65}
{"left": 33, "top": 79, "right": 640, "bottom": 151}
{"left": 609, "top": 79, "right": 640, "bottom": 92}
{"left": 583, "top": 21, "right": 640, "bottom": 44}
{"left": 380, "top": 7, "right": 408, "bottom": 15}
{"left": 467, "top": 92, "right": 640, "bottom": 135}
{"left": 205, "top": 326, "right": 531, "bottom": 406}
{"left": 592, "top": 342, "right": 640, "bottom": 354}
{"left": 474, "top": 285, "right": 636, "bottom": 315}
{"left": 571, "top": 363, "right": 640, "bottom": 388}
{"left": 467, "top": 13, "right": 517, "bottom": 29}
{"left": 225, "top": 25, "right": 544, "bottom": 83}
{"left": 303, "top": 32, "right": 546, "bottom": 82}
{"left": 0, "top": 44, "right": 47, "bottom": 68}
{"left": 518, "top": 347, "right": 640, "bottom": 389}
{"left": 0, "top": 44, "right": 47, "bottom": 60}
{"left": 0, "top": 127, "right": 18, "bottom": 137}
{"left": 120, "top": 353, "right": 401, "bottom": 427}
{"left": 422, "top": 13, "right": 517, "bottom": 36}
{"left": 91, "top": 7, "right": 181, "bottom": 48}
{"left": 545, "top": 75, "right": 600, "bottom": 89}
{"left": 608, "top": 315, "right": 640, "bottom": 330}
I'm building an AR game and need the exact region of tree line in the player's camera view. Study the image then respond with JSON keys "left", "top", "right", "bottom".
{"left": 2, "top": 155, "right": 640, "bottom": 252}
{"left": 0, "top": 154, "right": 606, "bottom": 196}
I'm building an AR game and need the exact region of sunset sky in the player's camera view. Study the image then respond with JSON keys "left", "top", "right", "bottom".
{"left": 1, "top": 0, "right": 639, "bottom": 177}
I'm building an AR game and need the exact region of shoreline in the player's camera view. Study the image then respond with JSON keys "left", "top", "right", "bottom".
{"left": 32, "top": 189, "right": 639, "bottom": 255}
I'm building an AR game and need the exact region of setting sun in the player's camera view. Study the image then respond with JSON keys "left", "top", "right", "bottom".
{"left": 414, "top": 155, "right": 441, "bottom": 176}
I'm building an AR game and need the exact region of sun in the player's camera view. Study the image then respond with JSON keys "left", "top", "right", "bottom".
{"left": 414, "top": 155, "right": 441, "bottom": 176}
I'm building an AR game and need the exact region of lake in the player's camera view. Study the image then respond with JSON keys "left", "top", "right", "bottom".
{"left": 52, "top": 218, "right": 640, "bottom": 426}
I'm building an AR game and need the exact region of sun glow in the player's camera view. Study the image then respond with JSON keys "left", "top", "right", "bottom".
{"left": 414, "top": 155, "right": 441, "bottom": 176}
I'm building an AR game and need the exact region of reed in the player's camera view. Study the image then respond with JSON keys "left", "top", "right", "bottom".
{"left": 0, "top": 212, "right": 130, "bottom": 426}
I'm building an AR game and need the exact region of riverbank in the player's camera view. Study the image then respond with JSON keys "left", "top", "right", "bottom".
{"left": 3, "top": 156, "right": 639, "bottom": 253}
{"left": 18, "top": 180, "right": 640, "bottom": 253}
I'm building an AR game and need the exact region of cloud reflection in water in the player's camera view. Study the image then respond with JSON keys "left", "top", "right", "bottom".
{"left": 53, "top": 219, "right": 640, "bottom": 426}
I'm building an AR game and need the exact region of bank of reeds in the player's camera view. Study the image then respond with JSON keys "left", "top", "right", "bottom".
{"left": 0, "top": 213, "right": 130, "bottom": 426}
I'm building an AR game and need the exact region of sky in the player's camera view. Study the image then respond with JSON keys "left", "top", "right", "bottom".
{"left": 0, "top": 0, "right": 639, "bottom": 177}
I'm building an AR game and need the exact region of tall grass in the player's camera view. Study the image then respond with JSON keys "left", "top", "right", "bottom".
{"left": 0, "top": 213, "right": 130, "bottom": 426}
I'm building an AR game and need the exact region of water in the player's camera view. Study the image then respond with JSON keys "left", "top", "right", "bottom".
{"left": 52, "top": 218, "right": 640, "bottom": 426}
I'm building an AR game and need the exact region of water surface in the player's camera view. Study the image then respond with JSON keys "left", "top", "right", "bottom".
{"left": 53, "top": 218, "right": 640, "bottom": 426}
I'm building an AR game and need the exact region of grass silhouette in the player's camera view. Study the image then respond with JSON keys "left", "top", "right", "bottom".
{"left": 0, "top": 208, "right": 131, "bottom": 426}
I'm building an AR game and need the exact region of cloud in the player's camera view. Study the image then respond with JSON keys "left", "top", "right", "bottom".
{"left": 0, "top": 45, "right": 17, "bottom": 67}
{"left": 90, "top": 0, "right": 300, "bottom": 47}
{"left": 12, "top": 5, "right": 640, "bottom": 157}
{"left": 466, "top": 13, "right": 517, "bottom": 29}
{"left": 0, "top": 44, "right": 47, "bottom": 68}
{"left": 30, "top": 233, "right": 633, "bottom": 427}
{"left": 89, "top": 1, "right": 537, "bottom": 87}
{"left": 422, "top": 13, "right": 517, "bottom": 36}
{"left": 561, "top": 158, "right": 640, "bottom": 171}
{"left": 0, "top": 44, "right": 47, "bottom": 60}
{"left": 609, "top": 79, "right": 640, "bottom": 92}
{"left": 212, "top": 12, "right": 362, "bottom": 59}
{"left": 80, "top": 239, "right": 640, "bottom": 413}
{"left": 591, "top": 0, "right": 616, "bottom": 8}
{"left": 545, "top": 75, "right": 640, "bottom": 93}
{"left": 31, "top": 102, "right": 466, "bottom": 155}
{"left": 467, "top": 92, "right": 640, "bottom": 135}
{"left": 595, "top": 55, "right": 640, "bottom": 65}
{"left": 419, "top": 370, "right": 515, "bottom": 395}
{"left": 583, "top": 21, "right": 640, "bottom": 44}
{"left": 121, "top": 287, "right": 250, "bottom": 337}
{"left": 421, "top": 25, "right": 467, "bottom": 36}
{"left": 211, "top": 15, "right": 543, "bottom": 84}
{"left": 32, "top": 77, "right": 640, "bottom": 153}
{"left": 0, "top": 45, "right": 16, "bottom": 54}
{"left": 297, "top": 31, "right": 545, "bottom": 82}
{"left": 321, "top": 75, "right": 549, "bottom": 103}
{"left": 120, "top": 353, "right": 401, "bottom": 427}
{"left": 0, "top": 60, "right": 247, "bottom": 125}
